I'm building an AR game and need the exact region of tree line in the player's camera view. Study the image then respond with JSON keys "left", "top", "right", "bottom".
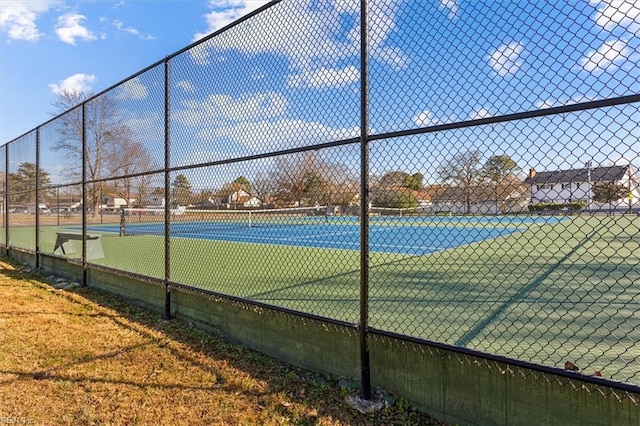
{"left": 5, "top": 90, "right": 627, "bottom": 214}
{"left": 171, "top": 152, "right": 360, "bottom": 209}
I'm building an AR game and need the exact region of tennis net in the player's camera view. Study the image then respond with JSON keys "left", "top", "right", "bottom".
{"left": 120, "top": 206, "right": 329, "bottom": 236}
{"left": 369, "top": 206, "right": 424, "bottom": 217}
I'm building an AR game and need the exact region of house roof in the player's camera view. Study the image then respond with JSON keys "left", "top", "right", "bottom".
{"left": 432, "top": 181, "right": 528, "bottom": 202}
{"left": 373, "top": 185, "right": 444, "bottom": 201}
{"left": 195, "top": 198, "right": 217, "bottom": 207}
{"left": 524, "top": 165, "right": 628, "bottom": 185}
{"left": 216, "top": 187, "right": 250, "bottom": 197}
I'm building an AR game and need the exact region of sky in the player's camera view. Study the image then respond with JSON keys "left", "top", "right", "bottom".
{"left": 0, "top": 0, "right": 272, "bottom": 143}
{"left": 0, "top": 0, "right": 638, "bottom": 188}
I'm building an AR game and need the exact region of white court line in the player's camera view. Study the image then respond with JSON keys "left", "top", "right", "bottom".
{"left": 286, "top": 230, "right": 360, "bottom": 241}
{"left": 176, "top": 230, "right": 448, "bottom": 253}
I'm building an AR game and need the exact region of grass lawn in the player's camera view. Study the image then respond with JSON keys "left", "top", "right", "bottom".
{"left": 0, "top": 259, "right": 443, "bottom": 425}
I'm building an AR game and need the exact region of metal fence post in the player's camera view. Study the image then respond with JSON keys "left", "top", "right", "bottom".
{"left": 4, "top": 144, "right": 8, "bottom": 257}
{"left": 359, "top": 0, "right": 372, "bottom": 401}
{"left": 81, "top": 102, "right": 87, "bottom": 286}
{"left": 35, "top": 127, "right": 40, "bottom": 269}
{"left": 164, "top": 57, "right": 172, "bottom": 320}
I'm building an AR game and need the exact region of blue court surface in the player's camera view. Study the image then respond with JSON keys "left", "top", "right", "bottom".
{"left": 86, "top": 216, "right": 562, "bottom": 256}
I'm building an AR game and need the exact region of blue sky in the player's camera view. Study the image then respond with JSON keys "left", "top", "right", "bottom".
{"left": 1, "top": 0, "right": 273, "bottom": 143}
{"left": 1, "top": 0, "right": 638, "bottom": 187}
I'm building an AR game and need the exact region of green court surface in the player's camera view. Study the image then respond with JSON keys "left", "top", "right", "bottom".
{"left": 3, "top": 214, "right": 639, "bottom": 384}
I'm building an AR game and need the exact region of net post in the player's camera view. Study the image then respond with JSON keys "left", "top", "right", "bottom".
{"left": 119, "top": 208, "right": 125, "bottom": 236}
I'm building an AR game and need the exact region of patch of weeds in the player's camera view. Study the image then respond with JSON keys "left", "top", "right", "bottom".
{"left": 285, "top": 370, "right": 301, "bottom": 382}
{"left": 371, "top": 395, "right": 441, "bottom": 426}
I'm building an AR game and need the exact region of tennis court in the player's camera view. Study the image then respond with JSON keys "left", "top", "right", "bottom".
{"left": 39, "top": 213, "right": 639, "bottom": 384}
{"left": 84, "top": 210, "right": 564, "bottom": 255}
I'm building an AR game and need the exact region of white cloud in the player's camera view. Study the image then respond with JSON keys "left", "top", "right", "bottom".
{"left": 171, "top": 87, "right": 359, "bottom": 155}
{"left": 334, "top": 0, "right": 359, "bottom": 14}
{"left": 0, "top": 0, "right": 59, "bottom": 41}
{"left": 535, "top": 96, "right": 596, "bottom": 109}
{"left": 487, "top": 42, "right": 525, "bottom": 77}
{"left": 413, "top": 110, "right": 439, "bottom": 127}
{"left": 469, "top": 108, "right": 492, "bottom": 120}
{"left": 591, "top": 0, "right": 640, "bottom": 33}
{"left": 368, "top": 2, "right": 409, "bottom": 70}
{"left": 55, "top": 13, "right": 96, "bottom": 45}
{"left": 413, "top": 109, "right": 460, "bottom": 127}
{"left": 117, "top": 77, "right": 148, "bottom": 100}
{"left": 608, "top": 154, "right": 640, "bottom": 166}
{"left": 191, "top": 1, "right": 407, "bottom": 76}
{"left": 288, "top": 65, "right": 359, "bottom": 89}
{"left": 173, "top": 119, "right": 359, "bottom": 166}
{"left": 49, "top": 73, "right": 97, "bottom": 95}
{"left": 187, "top": 43, "right": 213, "bottom": 66}
{"left": 193, "top": 1, "right": 353, "bottom": 68}
{"left": 173, "top": 91, "right": 289, "bottom": 126}
{"left": 251, "top": 70, "right": 266, "bottom": 80}
{"left": 580, "top": 38, "right": 632, "bottom": 73}
{"left": 113, "top": 19, "right": 155, "bottom": 40}
{"left": 439, "top": 0, "right": 460, "bottom": 20}
{"left": 579, "top": 1, "right": 639, "bottom": 75}
{"left": 176, "top": 80, "right": 196, "bottom": 93}
{"left": 193, "top": 0, "right": 271, "bottom": 41}
{"left": 204, "top": 119, "right": 360, "bottom": 152}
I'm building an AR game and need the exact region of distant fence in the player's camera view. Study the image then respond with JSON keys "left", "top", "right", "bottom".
{"left": 1, "top": 0, "right": 639, "bottom": 403}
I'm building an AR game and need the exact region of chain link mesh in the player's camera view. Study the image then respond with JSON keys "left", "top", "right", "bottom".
{"left": 1, "top": 0, "right": 638, "bottom": 388}
{"left": 6, "top": 131, "right": 37, "bottom": 251}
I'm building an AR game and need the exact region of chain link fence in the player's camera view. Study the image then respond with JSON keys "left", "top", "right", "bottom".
{"left": 1, "top": 0, "right": 639, "bottom": 391}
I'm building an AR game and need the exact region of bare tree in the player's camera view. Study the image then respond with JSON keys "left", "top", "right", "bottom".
{"left": 133, "top": 175, "right": 156, "bottom": 208}
{"left": 111, "top": 139, "right": 155, "bottom": 207}
{"left": 272, "top": 152, "right": 328, "bottom": 207}
{"left": 51, "top": 90, "right": 150, "bottom": 216}
{"left": 323, "top": 163, "right": 359, "bottom": 207}
{"left": 437, "top": 149, "right": 483, "bottom": 213}
{"left": 261, "top": 152, "right": 356, "bottom": 209}
{"left": 252, "top": 172, "right": 277, "bottom": 206}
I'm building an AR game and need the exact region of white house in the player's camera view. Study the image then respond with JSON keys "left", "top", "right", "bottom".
{"left": 524, "top": 165, "right": 640, "bottom": 211}
{"left": 143, "top": 194, "right": 165, "bottom": 208}
{"left": 195, "top": 188, "right": 262, "bottom": 209}
{"left": 100, "top": 194, "right": 136, "bottom": 210}
{"left": 431, "top": 180, "right": 530, "bottom": 215}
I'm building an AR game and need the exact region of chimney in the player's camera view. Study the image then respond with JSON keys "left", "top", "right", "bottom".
{"left": 529, "top": 168, "right": 536, "bottom": 179}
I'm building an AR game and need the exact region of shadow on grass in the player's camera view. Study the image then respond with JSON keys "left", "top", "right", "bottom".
{"left": 0, "top": 259, "right": 443, "bottom": 425}
{"left": 0, "top": 342, "right": 222, "bottom": 392}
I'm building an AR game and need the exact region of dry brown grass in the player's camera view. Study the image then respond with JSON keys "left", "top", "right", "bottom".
{"left": 0, "top": 259, "right": 442, "bottom": 425}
